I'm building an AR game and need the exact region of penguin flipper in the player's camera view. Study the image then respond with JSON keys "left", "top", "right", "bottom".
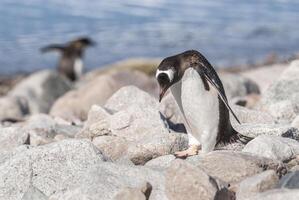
{"left": 40, "top": 44, "right": 65, "bottom": 53}
{"left": 197, "top": 65, "right": 241, "bottom": 124}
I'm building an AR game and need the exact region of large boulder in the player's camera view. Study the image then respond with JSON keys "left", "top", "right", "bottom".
{"left": 242, "top": 135, "right": 299, "bottom": 161}
{"left": 77, "top": 86, "right": 188, "bottom": 165}
{"left": 9, "top": 70, "right": 71, "bottom": 114}
{"left": 50, "top": 70, "right": 158, "bottom": 122}
{"left": 257, "top": 60, "right": 299, "bottom": 122}
{"left": 165, "top": 160, "right": 228, "bottom": 200}
{"left": 0, "top": 139, "right": 168, "bottom": 200}
{"left": 186, "top": 151, "right": 285, "bottom": 184}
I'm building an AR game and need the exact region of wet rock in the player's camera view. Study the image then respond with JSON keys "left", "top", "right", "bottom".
{"left": 9, "top": 70, "right": 71, "bottom": 114}
{"left": 145, "top": 155, "right": 176, "bottom": 170}
{"left": 243, "top": 135, "right": 299, "bottom": 161}
{"left": 0, "top": 127, "right": 29, "bottom": 152}
{"left": 186, "top": 151, "right": 285, "bottom": 184}
{"left": 278, "top": 170, "right": 299, "bottom": 189}
{"left": 50, "top": 70, "right": 157, "bottom": 122}
{"left": 165, "top": 159, "right": 220, "bottom": 200}
{"left": 244, "top": 189, "right": 299, "bottom": 200}
{"left": 236, "top": 170, "right": 279, "bottom": 200}
{"left": 234, "top": 123, "right": 299, "bottom": 139}
{"left": 258, "top": 60, "right": 299, "bottom": 123}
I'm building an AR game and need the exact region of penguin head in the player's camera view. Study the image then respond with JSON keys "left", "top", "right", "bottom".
{"left": 71, "top": 37, "right": 96, "bottom": 50}
{"left": 156, "top": 55, "right": 181, "bottom": 102}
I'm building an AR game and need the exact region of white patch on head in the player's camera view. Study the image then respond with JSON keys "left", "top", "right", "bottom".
{"left": 156, "top": 68, "right": 175, "bottom": 82}
{"left": 74, "top": 58, "right": 83, "bottom": 79}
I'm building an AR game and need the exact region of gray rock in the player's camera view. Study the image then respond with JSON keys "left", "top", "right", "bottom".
{"left": 145, "top": 155, "right": 176, "bottom": 170}
{"left": 48, "top": 189, "right": 92, "bottom": 200}
{"left": 92, "top": 136, "right": 129, "bottom": 161}
{"left": 165, "top": 159, "right": 220, "bottom": 200}
{"left": 0, "top": 139, "right": 105, "bottom": 200}
{"left": 22, "top": 186, "right": 48, "bottom": 200}
{"left": 50, "top": 70, "right": 157, "bottom": 122}
{"left": 244, "top": 189, "right": 299, "bottom": 200}
{"left": 78, "top": 87, "right": 188, "bottom": 165}
{"left": 186, "top": 151, "right": 285, "bottom": 184}
{"left": 242, "top": 135, "right": 299, "bottom": 161}
{"left": 278, "top": 171, "right": 299, "bottom": 189}
{"left": 9, "top": 70, "right": 71, "bottom": 114}
{"left": 0, "top": 127, "right": 29, "bottom": 152}
{"left": 22, "top": 114, "right": 81, "bottom": 146}
{"left": 0, "top": 96, "right": 29, "bottom": 122}
{"left": 258, "top": 60, "right": 299, "bottom": 122}
{"left": 231, "top": 105, "right": 275, "bottom": 125}
{"left": 234, "top": 123, "right": 299, "bottom": 139}
{"left": 219, "top": 72, "right": 260, "bottom": 99}
{"left": 236, "top": 170, "right": 279, "bottom": 200}
{"left": 113, "top": 182, "right": 152, "bottom": 200}
{"left": 291, "top": 115, "right": 299, "bottom": 129}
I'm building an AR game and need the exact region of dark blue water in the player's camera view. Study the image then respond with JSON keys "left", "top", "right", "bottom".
{"left": 0, "top": 0, "right": 299, "bottom": 74}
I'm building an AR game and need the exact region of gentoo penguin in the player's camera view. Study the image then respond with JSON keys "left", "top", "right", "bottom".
{"left": 156, "top": 50, "right": 252, "bottom": 157}
{"left": 41, "top": 37, "right": 95, "bottom": 81}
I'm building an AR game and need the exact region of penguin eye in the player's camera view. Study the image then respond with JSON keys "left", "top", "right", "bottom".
{"left": 157, "top": 73, "right": 170, "bottom": 86}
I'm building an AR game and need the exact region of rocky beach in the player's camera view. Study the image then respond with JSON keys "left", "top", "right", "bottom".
{"left": 0, "top": 57, "right": 299, "bottom": 200}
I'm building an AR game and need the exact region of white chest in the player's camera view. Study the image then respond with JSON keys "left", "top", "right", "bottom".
{"left": 74, "top": 58, "right": 83, "bottom": 79}
{"left": 171, "top": 68, "right": 219, "bottom": 135}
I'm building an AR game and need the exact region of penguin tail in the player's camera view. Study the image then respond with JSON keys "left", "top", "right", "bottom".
{"left": 40, "top": 44, "right": 65, "bottom": 53}
{"left": 235, "top": 133, "right": 253, "bottom": 144}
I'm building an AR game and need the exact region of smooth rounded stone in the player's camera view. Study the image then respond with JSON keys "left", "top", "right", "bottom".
{"left": 230, "top": 105, "right": 275, "bottom": 125}
{"left": 92, "top": 136, "right": 129, "bottom": 161}
{"left": 105, "top": 85, "right": 158, "bottom": 112}
{"left": 145, "top": 155, "right": 176, "bottom": 170}
{"left": 22, "top": 186, "right": 48, "bottom": 200}
{"left": 0, "top": 96, "right": 29, "bottom": 122}
{"left": 0, "top": 126, "right": 29, "bottom": 152}
{"left": 257, "top": 60, "right": 299, "bottom": 123}
{"left": 9, "top": 70, "right": 72, "bottom": 114}
{"left": 166, "top": 159, "right": 232, "bottom": 200}
{"left": 242, "top": 135, "right": 299, "bottom": 161}
{"left": 236, "top": 170, "right": 279, "bottom": 200}
{"left": 50, "top": 70, "right": 157, "bottom": 122}
{"left": 219, "top": 72, "right": 260, "bottom": 99}
{"left": 243, "top": 189, "right": 299, "bottom": 200}
{"left": 234, "top": 123, "right": 299, "bottom": 139}
{"left": 186, "top": 151, "right": 285, "bottom": 184}
{"left": 278, "top": 170, "right": 299, "bottom": 189}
